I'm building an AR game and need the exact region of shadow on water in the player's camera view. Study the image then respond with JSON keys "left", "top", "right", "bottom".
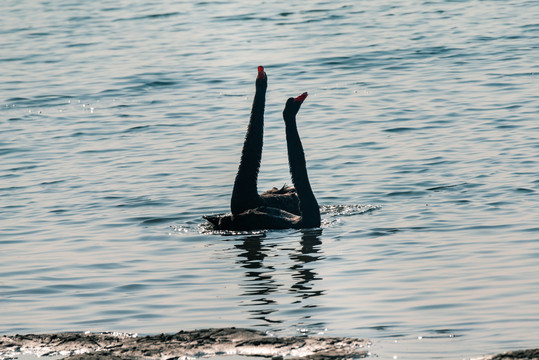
{"left": 233, "top": 229, "right": 326, "bottom": 330}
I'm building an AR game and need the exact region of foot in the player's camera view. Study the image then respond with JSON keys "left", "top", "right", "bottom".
{"left": 256, "top": 66, "right": 267, "bottom": 89}
{"left": 283, "top": 92, "right": 308, "bottom": 118}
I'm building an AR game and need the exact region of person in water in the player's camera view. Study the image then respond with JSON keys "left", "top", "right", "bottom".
{"left": 204, "top": 66, "right": 320, "bottom": 231}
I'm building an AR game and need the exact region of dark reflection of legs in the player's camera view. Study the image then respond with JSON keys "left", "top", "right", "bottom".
{"left": 289, "top": 229, "right": 325, "bottom": 300}
{"left": 235, "top": 235, "right": 283, "bottom": 325}
{"left": 234, "top": 230, "right": 326, "bottom": 331}
{"left": 287, "top": 229, "right": 327, "bottom": 333}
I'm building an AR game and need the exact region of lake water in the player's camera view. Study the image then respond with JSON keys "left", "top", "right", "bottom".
{"left": 1, "top": 0, "right": 538, "bottom": 359}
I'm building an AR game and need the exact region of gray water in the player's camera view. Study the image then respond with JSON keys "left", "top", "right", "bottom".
{"left": 1, "top": 0, "right": 538, "bottom": 359}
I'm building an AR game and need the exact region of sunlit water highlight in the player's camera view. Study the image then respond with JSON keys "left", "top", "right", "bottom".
{"left": 1, "top": 0, "right": 538, "bottom": 359}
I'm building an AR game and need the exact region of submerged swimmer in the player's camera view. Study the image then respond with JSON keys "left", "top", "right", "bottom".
{"left": 204, "top": 67, "right": 320, "bottom": 231}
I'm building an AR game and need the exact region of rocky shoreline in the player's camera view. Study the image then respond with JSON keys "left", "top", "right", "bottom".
{"left": 0, "top": 328, "right": 368, "bottom": 359}
{"left": 0, "top": 328, "right": 536, "bottom": 360}
{"left": 484, "top": 349, "right": 539, "bottom": 360}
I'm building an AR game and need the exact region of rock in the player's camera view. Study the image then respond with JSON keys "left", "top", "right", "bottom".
{"left": 0, "top": 328, "right": 369, "bottom": 359}
{"left": 1, "top": 328, "right": 536, "bottom": 359}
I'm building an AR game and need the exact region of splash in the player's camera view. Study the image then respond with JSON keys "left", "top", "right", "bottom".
{"left": 321, "top": 204, "right": 380, "bottom": 217}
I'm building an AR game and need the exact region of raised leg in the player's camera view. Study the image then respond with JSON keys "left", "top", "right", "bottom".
{"left": 283, "top": 93, "right": 320, "bottom": 228}
{"left": 230, "top": 66, "right": 267, "bottom": 214}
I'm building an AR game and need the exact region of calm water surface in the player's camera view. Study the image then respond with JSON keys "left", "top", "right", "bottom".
{"left": 1, "top": 0, "right": 538, "bottom": 359}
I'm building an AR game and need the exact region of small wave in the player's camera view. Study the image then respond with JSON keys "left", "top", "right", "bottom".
{"left": 0, "top": 147, "right": 31, "bottom": 156}
{"left": 123, "top": 79, "right": 178, "bottom": 93}
{"left": 68, "top": 16, "right": 92, "bottom": 22}
{"left": 513, "top": 187, "right": 534, "bottom": 194}
{"left": 383, "top": 127, "right": 416, "bottom": 133}
{"left": 426, "top": 182, "right": 479, "bottom": 192}
{"left": 123, "top": 125, "right": 151, "bottom": 133}
{"left": 213, "top": 13, "right": 258, "bottom": 22}
{"left": 65, "top": 42, "right": 96, "bottom": 48}
{"left": 387, "top": 190, "right": 427, "bottom": 197}
{"left": 114, "top": 12, "right": 181, "bottom": 22}
{"left": 115, "top": 197, "right": 171, "bottom": 208}
{"left": 6, "top": 94, "right": 74, "bottom": 107}
{"left": 132, "top": 216, "right": 183, "bottom": 225}
{"left": 219, "top": 92, "right": 247, "bottom": 97}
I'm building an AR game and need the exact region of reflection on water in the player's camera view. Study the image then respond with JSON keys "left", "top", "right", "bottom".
{"left": 288, "top": 229, "right": 325, "bottom": 301}
{"left": 235, "top": 230, "right": 325, "bottom": 329}
{"left": 236, "top": 234, "right": 281, "bottom": 324}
